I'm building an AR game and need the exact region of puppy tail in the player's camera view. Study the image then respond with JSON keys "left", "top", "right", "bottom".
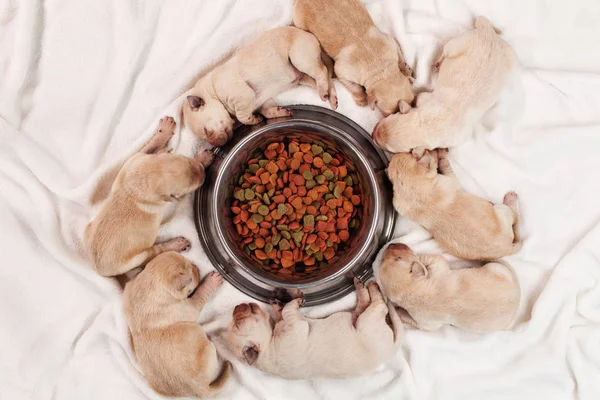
{"left": 387, "top": 301, "right": 404, "bottom": 348}
{"left": 208, "top": 360, "right": 232, "bottom": 392}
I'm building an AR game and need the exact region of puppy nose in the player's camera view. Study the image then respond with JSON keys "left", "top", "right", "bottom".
{"left": 209, "top": 133, "right": 228, "bottom": 147}
{"left": 388, "top": 243, "right": 410, "bottom": 252}
{"left": 234, "top": 303, "right": 250, "bottom": 314}
{"left": 249, "top": 303, "right": 260, "bottom": 313}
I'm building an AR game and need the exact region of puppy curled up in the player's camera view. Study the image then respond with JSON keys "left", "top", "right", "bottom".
{"left": 85, "top": 117, "right": 214, "bottom": 277}
{"left": 373, "top": 16, "right": 516, "bottom": 152}
{"left": 226, "top": 279, "right": 403, "bottom": 379}
{"left": 386, "top": 148, "right": 521, "bottom": 260}
{"left": 123, "top": 252, "right": 230, "bottom": 398}
{"left": 378, "top": 243, "right": 520, "bottom": 332}
{"left": 293, "top": 0, "right": 414, "bottom": 116}
{"left": 183, "top": 26, "right": 337, "bottom": 147}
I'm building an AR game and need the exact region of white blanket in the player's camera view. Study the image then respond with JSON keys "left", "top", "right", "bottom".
{"left": 1, "top": 0, "right": 600, "bottom": 399}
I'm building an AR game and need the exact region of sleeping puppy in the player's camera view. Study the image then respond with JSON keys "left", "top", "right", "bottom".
{"left": 123, "top": 252, "right": 231, "bottom": 398}
{"left": 85, "top": 116, "right": 213, "bottom": 277}
{"left": 373, "top": 16, "right": 516, "bottom": 152}
{"left": 293, "top": 0, "right": 414, "bottom": 116}
{"left": 183, "top": 26, "right": 337, "bottom": 147}
{"left": 379, "top": 243, "right": 520, "bottom": 332}
{"left": 386, "top": 148, "right": 521, "bottom": 260}
{"left": 225, "top": 279, "right": 403, "bottom": 379}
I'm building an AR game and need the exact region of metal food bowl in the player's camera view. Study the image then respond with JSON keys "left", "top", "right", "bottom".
{"left": 194, "top": 105, "right": 395, "bottom": 306}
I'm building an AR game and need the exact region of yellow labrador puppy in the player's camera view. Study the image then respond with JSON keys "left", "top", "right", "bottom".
{"left": 386, "top": 148, "right": 521, "bottom": 260}
{"left": 373, "top": 16, "right": 516, "bottom": 152}
{"left": 225, "top": 279, "right": 402, "bottom": 379}
{"left": 123, "top": 252, "right": 231, "bottom": 398}
{"left": 379, "top": 243, "right": 520, "bottom": 332}
{"left": 183, "top": 26, "right": 336, "bottom": 147}
{"left": 85, "top": 117, "right": 213, "bottom": 277}
{"left": 293, "top": 0, "right": 414, "bottom": 115}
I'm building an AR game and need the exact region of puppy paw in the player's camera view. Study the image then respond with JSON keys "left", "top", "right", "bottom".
{"left": 437, "top": 148, "right": 449, "bottom": 159}
{"left": 328, "top": 87, "right": 338, "bottom": 110}
{"left": 353, "top": 94, "right": 368, "bottom": 107}
{"left": 169, "top": 236, "right": 191, "bottom": 252}
{"left": 158, "top": 116, "right": 176, "bottom": 136}
{"left": 353, "top": 277, "right": 365, "bottom": 291}
{"left": 203, "top": 271, "right": 223, "bottom": 289}
{"left": 292, "top": 296, "right": 305, "bottom": 308}
{"left": 503, "top": 191, "right": 519, "bottom": 206}
{"left": 195, "top": 150, "right": 214, "bottom": 168}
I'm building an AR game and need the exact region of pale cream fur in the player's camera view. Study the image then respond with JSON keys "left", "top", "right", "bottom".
{"left": 386, "top": 148, "right": 522, "bottom": 260}
{"left": 225, "top": 279, "right": 402, "bottom": 379}
{"left": 293, "top": 0, "right": 414, "bottom": 116}
{"left": 123, "top": 252, "right": 231, "bottom": 398}
{"left": 379, "top": 243, "right": 520, "bottom": 332}
{"left": 373, "top": 16, "right": 516, "bottom": 152}
{"left": 84, "top": 117, "right": 214, "bottom": 277}
{"left": 183, "top": 26, "right": 337, "bottom": 147}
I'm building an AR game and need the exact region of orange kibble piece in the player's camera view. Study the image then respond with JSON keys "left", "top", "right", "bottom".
{"left": 290, "top": 174, "right": 305, "bottom": 186}
{"left": 277, "top": 159, "right": 287, "bottom": 171}
{"left": 323, "top": 247, "right": 335, "bottom": 260}
{"left": 283, "top": 187, "right": 292, "bottom": 197}
{"left": 267, "top": 142, "right": 279, "bottom": 151}
{"left": 305, "top": 257, "right": 316, "bottom": 266}
{"left": 343, "top": 201, "right": 354, "bottom": 213}
{"left": 289, "top": 221, "right": 300, "bottom": 230}
{"left": 313, "top": 157, "right": 324, "bottom": 168}
{"left": 338, "top": 165, "right": 347, "bottom": 177}
{"left": 291, "top": 197, "right": 304, "bottom": 210}
{"left": 351, "top": 195, "right": 361, "bottom": 205}
{"left": 293, "top": 151, "right": 304, "bottom": 160}
{"left": 307, "top": 189, "right": 319, "bottom": 201}
{"left": 325, "top": 222, "right": 335, "bottom": 232}
{"left": 298, "top": 163, "right": 311, "bottom": 174}
{"left": 264, "top": 149, "right": 277, "bottom": 159}
{"left": 255, "top": 237, "right": 265, "bottom": 249}
{"left": 259, "top": 228, "right": 270, "bottom": 237}
{"left": 255, "top": 249, "right": 268, "bottom": 260}
{"left": 306, "top": 234, "right": 317, "bottom": 244}
{"left": 300, "top": 143, "right": 312, "bottom": 153}
{"left": 240, "top": 210, "right": 250, "bottom": 222}
{"left": 282, "top": 250, "right": 294, "bottom": 260}
{"left": 303, "top": 153, "right": 313, "bottom": 163}
{"left": 326, "top": 199, "right": 338, "bottom": 209}
{"left": 272, "top": 195, "right": 286, "bottom": 204}
{"left": 306, "top": 206, "right": 318, "bottom": 215}
{"left": 296, "top": 186, "right": 307, "bottom": 197}
{"left": 316, "top": 221, "right": 327, "bottom": 232}
{"left": 233, "top": 215, "right": 241, "bottom": 224}
{"left": 247, "top": 220, "right": 258, "bottom": 230}
{"left": 338, "top": 230, "right": 350, "bottom": 242}
{"left": 344, "top": 187, "right": 353, "bottom": 197}
{"left": 231, "top": 206, "right": 241, "bottom": 214}
{"left": 337, "top": 217, "right": 349, "bottom": 230}
{"left": 281, "top": 258, "right": 294, "bottom": 268}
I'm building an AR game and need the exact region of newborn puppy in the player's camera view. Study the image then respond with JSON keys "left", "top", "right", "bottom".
{"left": 183, "top": 26, "right": 336, "bottom": 147}
{"left": 226, "top": 279, "right": 402, "bottom": 379}
{"left": 373, "top": 16, "right": 516, "bottom": 152}
{"left": 379, "top": 243, "right": 520, "bottom": 332}
{"left": 293, "top": 0, "right": 413, "bottom": 116}
{"left": 386, "top": 148, "right": 521, "bottom": 260}
{"left": 85, "top": 117, "right": 214, "bottom": 277}
{"left": 123, "top": 252, "right": 230, "bottom": 398}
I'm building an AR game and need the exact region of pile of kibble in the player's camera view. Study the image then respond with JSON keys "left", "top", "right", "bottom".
{"left": 230, "top": 139, "right": 362, "bottom": 278}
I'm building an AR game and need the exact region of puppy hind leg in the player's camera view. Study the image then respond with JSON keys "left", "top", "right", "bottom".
{"left": 258, "top": 99, "right": 293, "bottom": 119}
{"left": 503, "top": 191, "right": 522, "bottom": 249}
{"left": 230, "top": 84, "right": 263, "bottom": 125}
{"left": 289, "top": 39, "right": 337, "bottom": 109}
{"left": 140, "top": 116, "right": 176, "bottom": 154}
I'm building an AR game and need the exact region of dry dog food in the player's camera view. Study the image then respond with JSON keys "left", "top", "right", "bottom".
{"left": 230, "top": 139, "right": 362, "bottom": 278}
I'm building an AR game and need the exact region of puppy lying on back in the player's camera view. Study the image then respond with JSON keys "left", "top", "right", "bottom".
{"left": 123, "top": 252, "right": 230, "bottom": 398}
{"left": 226, "top": 279, "right": 402, "bottom": 379}
{"left": 386, "top": 148, "right": 521, "bottom": 260}
{"left": 378, "top": 243, "right": 520, "bottom": 332}
{"left": 373, "top": 16, "right": 516, "bottom": 152}
{"left": 293, "top": 0, "right": 413, "bottom": 116}
{"left": 85, "top": 117, "right": 213, "bottom": 277}
{"left": 183, "top": 26, "right": 337, "bottom": 147}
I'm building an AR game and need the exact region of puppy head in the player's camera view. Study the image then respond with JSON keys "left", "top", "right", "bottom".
{"left": 226, "top": 303, "right": 273, "bottom": 366}
{"left": 145, "top": 252, "right": 201, "bottom": 300}
{"left": 367, "top": 74, "right": 414, "bottom": 117}
{"left": 120, "top": 153, "right": 206, "bottom": 203}
{"left": 381, "top": 243, "right": 428, "bottom": 282}
{"left": 372, "top": 100, "right": 413, "bottom": 153}
{"left": 386, "top": 149, "right": 439, "bottom": 185}
{"left": 182, "top": 92, "right": 233, "bottom": 147}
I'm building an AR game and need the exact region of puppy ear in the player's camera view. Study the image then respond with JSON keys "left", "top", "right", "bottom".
{"left": 187, "top": 95, "right": 205, "bottom": 111}
{"left": 398, "top": 100, "right": 411, "bottom": 114}
{"left": 173, "top": 273, "right": 192, "bottom": 292}
{"left": 410, "top": 262, "right": 428, "bottom": 278}
{"left": 242, "top": 344, "right": 260, "bottom": 365}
